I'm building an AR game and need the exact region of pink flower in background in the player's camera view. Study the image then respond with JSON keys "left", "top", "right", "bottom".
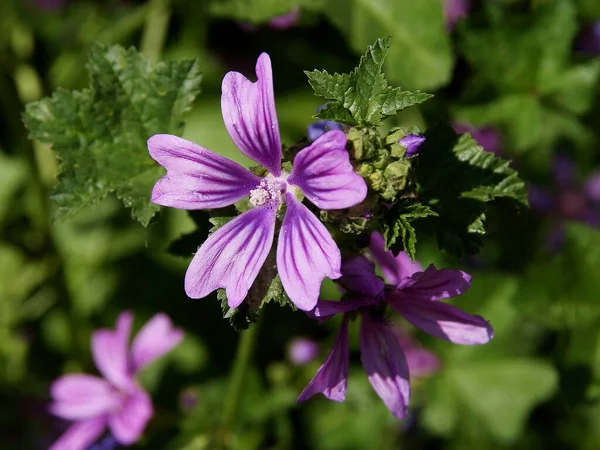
{"left": 288, "top": 337, "right": 320, "bottom": 365}
{"left": 299, "top": 233, "right": 492, "bottom": 418}
{"left": 49, "top": 312, "right": 183, "bottom": 450}
{"left": 443, "top": 0, "right": 471, "bottom": 31}
{"left": 452, "top": 122, "right": 503, "bottom": 156}
{"left": 148, "top": 54, "right": 367, "bottom": 311}
{"left": 240, "top": 8, "right": 300, "bottom": 32}
{"left": 393, "top": 327, "right": 441, "bottom": 379}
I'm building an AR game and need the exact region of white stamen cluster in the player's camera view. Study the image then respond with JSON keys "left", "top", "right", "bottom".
{"left": 249, "top": 176, "right": 287, "bottom": 207}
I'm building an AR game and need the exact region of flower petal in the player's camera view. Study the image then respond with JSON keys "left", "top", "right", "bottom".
{"left": 388, "top": 295, "right": 494, "bottom": 345}
{"left": 393, "top": 328, "right": 441, "bottom": 379}
{"left": 49, "top": 374, "right": 121, "bottom": 420}
{"left": 553, "top": 154, "right": 576, "bottom": 188}
{"left": 131, "top": 313, "right": 184, "bottom": 374}
{"left": 310, "top": 296, "right": 376, "bottom": 319}
{"left": 108, "top": 387, "right": 153, "bottom": 446}
{"left": 277, "top": 193, "right": 342, "bottom": 311}
{"left": 91, "top": 311, "right": 134, "bottom": 391}
{"left": 338, "top": 256, "right": 384, "bottom": 298}
{"left": 585, "top": 172, "right": 600, "bottom": 201}
{"left": 397, "top": 264, "right": 472, "bottom": 301}
{"left": 298, "top": 316, "right": 349, "bottom": 403}
{"left": 221, "top": 53, "right": 282, "bottom": 175}
{"left": 288, "top": 130, "right": 367, "bottom": 209}
{"left": 369, "top": 232, "right": 422, "bottom": 285}
{"left": 360, "top": 313, "right": 410, "bottom": 419}
{"left": 185, "top": 206, "right": 276, "bottom": 308}
{"left": 148, "top": 134, "right": 260, "bottom": 209}
{"left": 49, "top": 418, "right": 107, "bottom": 450}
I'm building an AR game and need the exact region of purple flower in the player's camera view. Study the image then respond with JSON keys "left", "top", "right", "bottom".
{"left": 576, "top": 22, "right": 600, "bottom": 53}
{"left": 48, "top": 312, "right": 183, "bottom": 450}
{"left": 288, "top": 337, "right": 320, "bottom": 365}
{"left": 240, "top": 8, "right": 300, "bottom": 32}
{"left": 443, "top": 0, "right": 471, "bottom": 31}
{"left": 528, "top": 154, "right": 600, "bottom": 249}
{"left": 452, "top": 122, "right": 503, "bottom": 156}
{"left": 299, "top": 233, "right": 493, "bottom": 418}
{"left": 149, "top": 54, "right": 367, "bottom": 311}
{"left": 307, "top": 105, "right": 346, "bottom": 142}
{"left": 399, "top": 134, "right": 426, "bottom": 158}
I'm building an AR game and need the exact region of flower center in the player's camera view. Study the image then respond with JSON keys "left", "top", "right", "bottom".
{"left": 249, "top": 174, "right": 288, "bottom": 207}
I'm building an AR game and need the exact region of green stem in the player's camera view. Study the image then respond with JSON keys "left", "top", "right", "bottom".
{"left": 222, "top": 324, "right": 260, "bottom": 430}
{"left": 140, "top": 0, "right": 171, "bottom": 64}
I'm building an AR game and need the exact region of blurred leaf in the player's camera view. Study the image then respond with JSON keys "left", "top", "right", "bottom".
{"left": 23, "top": 42, "right": 202, "bottom": 225}
{"left": 0, "top": 152, "right": 27, "bottom": 222}
{"left": 306, "top": 36, "right": 432, "bottom": 126}
{"left": 209, "top": 0, "right": 323, "bottom": 22}
{"left": 323, "top": 0, "right": 452, "bottom": 90}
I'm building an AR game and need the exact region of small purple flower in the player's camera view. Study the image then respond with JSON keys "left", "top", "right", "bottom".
{"left": 528, "top": 154, "right": 600, "bottom": 249}
{"left": 240, "top": 8, "right": 300, "bottom": 32}
{"left": 149, "top": 54, "right": 367, "bottom": 311}
{"left": 288, "top": 337, "right": 320, "bottom": 365}
{"left": 452, "top": 122, "right": 503, "bottom": 156}
{"left": 443, "top": 0, "right": 471, "bottom": 31}
{"left": 307, "top": 105, "right": 346, "bottom": 142}
{"left": 299, "top": 233, "right": 493, "bottom": 418}
{"left": 48, "top": 312, "right": 183, "bottom": 450}
{"left": 399, "top": 134, "right": 426, "bottom": 158}
{"left": 576, "top": 22, "right": 600, "bottom": 53}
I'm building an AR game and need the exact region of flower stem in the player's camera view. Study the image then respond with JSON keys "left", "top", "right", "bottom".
{"left": 140, "top": 0, "right": 171, "bottom": 64}
{"left": 222, "top": 324, "right": 260, "bottom": 431}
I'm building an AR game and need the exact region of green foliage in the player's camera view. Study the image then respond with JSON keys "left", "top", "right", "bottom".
{"left": 322, "top": 0, "right": 452, "bottom": 90}
{"left": 416, "top": 125, "right": 528, "bottom": 256}
{"left": 305, "top": 36, "right": 432, "bottom": 127}
{"left": 23, "top": 42, "right": 202, "bottom": 225}
{"left": 456, "top": 1, "right": 600, "bottom": 154}
{"left": 208, "top": 0, "right": 322, "bottom": 23}
{"left": 382, "top": 202, "right": 438, "bottom": 259}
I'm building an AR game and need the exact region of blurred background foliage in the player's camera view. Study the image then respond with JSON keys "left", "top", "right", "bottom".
{"left": 1, "top": 0, "right": 600, "bottom": 448}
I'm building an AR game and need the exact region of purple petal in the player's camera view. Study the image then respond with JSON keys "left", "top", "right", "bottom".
{"left": 185, "top": 206, "right": 276, "bottom": 308}
{"left": 131, "top": 313, "right": 184, "bottom": 374}
{"left": 91, "top": 312, "right": 135, "bottom": 391}
{"left": 288, "top": 337, "right": 320, "bottom": 365}
{"left": 397, "top": 265, "right": 472, "bottom": 301}
{"left": 268, "top": 7, "right": 300, "bottom": 29}
{"left": 49, "top": 418, "right": 107, "bottom": 450}
{"left": 310, "top": 296, "right": 377, "bottom": 319}
{"left": 298, "top": 316, "right": 349, "bottom": 402}
{"left": 360, "top": 313, "right": 410, "bottom": 419}
{"left": 585, "top": 172, "right": 600, "bottom": 201}
{"left": 388, "top": 295, "right": 493, "bottom": 345}
{"left": 221, "top": 53, "right": 282, "bottom": 175}
{"left": 576, "top": 22, "right": 600, "bottom": 53}
{"left": 452, "top": 122, "right": 503, "bottom": 155}
{"left": 394, "top": 328, "right": 441, "bottom": 378}
{"left": 288, "top": 130, "right": 367, "bottom": 210}
{"left": 369, "top": 232, "right": 422, "bottom": 285}
{"left": 338, "top": 256, "right": 384, "bottom": 298}
{"left": 307, "top": 120, "right": 345, "bottom": 142}
{"left": 552, "top": 154, "right": 576, "bottom": 188}
{"left": 399, "top": 134, "right": 425, "bottom": 158}
{"left": 528, "top": 185, "right": 555, "bottom": 213}
{"left": 277, "top": 193, "right": 342, "bottom": 311}
{"left": 49, "top": 374, "right": 121, "bottom": 420}
{"left": 108, "top": 387, "right": 153, "bottom": 445}
{"left": 444, "top": 0, "right": 471, "bottom": 31}
{"left": 148, "top": 134, "right": 261, "bottom": 209}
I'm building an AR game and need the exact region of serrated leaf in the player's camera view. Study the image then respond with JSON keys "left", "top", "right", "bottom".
{"left": 305, "top": 36, "right": 432, "bottom": 126}
{"left": 322, "top": 0, "right": 452, "bottom": 90}
{"left": 23, "top": 42, "right": 202, "bottom": 226}
{"left": 417, "top": 124, "right": 528, "bottom": 256}
{"left": 383, "top": 202, "right": 438, "bottom": 259}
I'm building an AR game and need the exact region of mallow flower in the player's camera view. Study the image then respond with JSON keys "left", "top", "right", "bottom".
{"left": 148, "top": 53, "right": 367, "bottom": 311}
{"left": 48, "top": 312, "right": 183, "bottom": 450}
{"left": 298, "top": 233, "right": 493, "bottom": 418}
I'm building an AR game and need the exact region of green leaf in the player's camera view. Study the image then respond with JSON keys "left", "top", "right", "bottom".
{"left": 322, "top": 0, "right": 452, "bottom": 90}
{"left": 417, "top": 125, "right": 528, "bottom": 256}
{"left": 23, "top": 43, "right": 202, "bottom": 226}
{"left": 209, "top": 0, "right": 323, "bottom": 23}
{"left": 383, "top": 202, "right": 438, "bottom": 259}
{"left": 305, "top": 36, "right": 432, "bottom": 127}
